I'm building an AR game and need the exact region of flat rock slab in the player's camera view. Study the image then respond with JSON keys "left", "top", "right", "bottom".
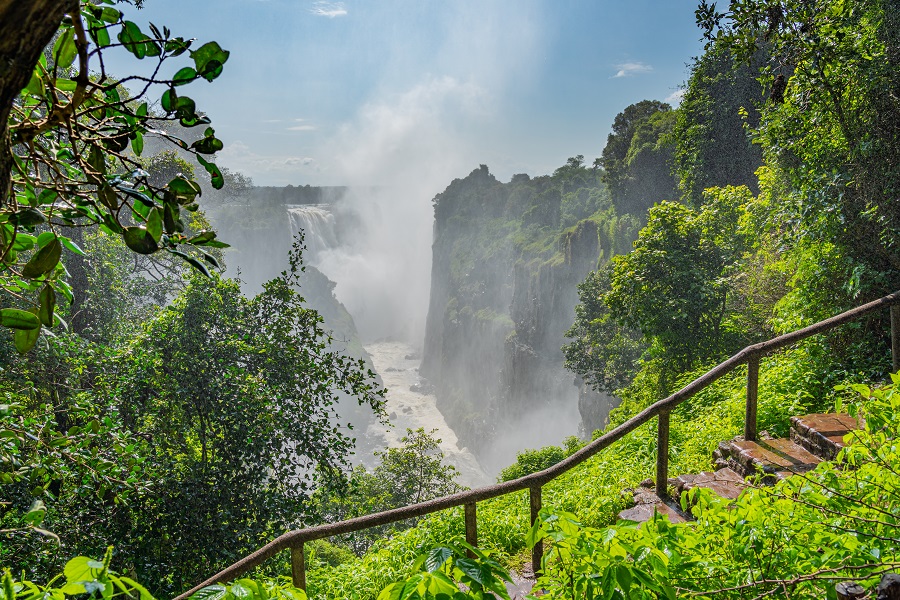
{"left": 618, "top": 489, "right": 688, "bottom": 524}
{"left": 791, "top": 413, "right": 859, "bottom": 459}
{"left": 728, "top": 438, "right": 822, "bottom": 479}
{"left": 676, "top": 468, "right": 747, "bottom": 501}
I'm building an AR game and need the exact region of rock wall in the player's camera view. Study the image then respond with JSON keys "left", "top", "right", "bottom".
{"left": 421, "top": 165, "right": 622, "bottom": 463}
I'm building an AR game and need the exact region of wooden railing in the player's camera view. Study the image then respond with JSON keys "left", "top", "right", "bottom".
{"left": 174, "top": 290, "right": 900, "bottom": 600}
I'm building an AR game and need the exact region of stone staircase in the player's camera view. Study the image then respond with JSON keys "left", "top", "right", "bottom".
{"left": 619, "top": 413, "right": 859, "bottom": 523}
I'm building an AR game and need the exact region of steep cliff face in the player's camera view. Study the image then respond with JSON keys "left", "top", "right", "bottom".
{"left": 421, "top": 164, "right": 629, "bottom": 466}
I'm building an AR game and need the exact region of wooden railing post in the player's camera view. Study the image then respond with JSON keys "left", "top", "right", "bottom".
{"left": 529, "top": 485, "right": 543, "bottom": 577}
{"left": 744, "top": 354, "right": 760, "bottom": 442}
{"left": 656, "top": 409, "right": 670, "bottom": 499}
{"left": 464, "top": 502, "right": 477, "bottom": 558}
{"left": 891, "top": 304, "right": 900, "bottom": 373}
{"left": 291, "top": 543, "right": 306, "bottom": 591}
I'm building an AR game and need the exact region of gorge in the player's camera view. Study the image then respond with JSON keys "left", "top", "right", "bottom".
{"left": 206, "top": 160, "right": 633, "bottom": 476}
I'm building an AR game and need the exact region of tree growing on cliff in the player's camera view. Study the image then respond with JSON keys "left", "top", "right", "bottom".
{"left": 594, "top": 100, "right": 678, "bottom": 216}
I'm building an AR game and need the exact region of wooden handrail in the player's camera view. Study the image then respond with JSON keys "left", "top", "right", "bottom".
{"left": 174, "top": 290, "right": 900, "bottom": 600}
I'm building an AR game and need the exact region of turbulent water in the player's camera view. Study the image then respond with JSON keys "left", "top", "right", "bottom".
{"left": 287, "top": 204, "right": 339, "bottom": 263}
{"left": 358, "top": 341, "right": 491, "bottom": 489}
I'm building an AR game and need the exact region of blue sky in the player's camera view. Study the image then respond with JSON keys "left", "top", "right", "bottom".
{"left": 109, "top": 1, "right": 706, "bottom": 186}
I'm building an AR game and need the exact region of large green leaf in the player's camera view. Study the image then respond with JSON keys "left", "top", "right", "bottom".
{"left": 14, "top": 325, "right": 40, "bottom": 354}
{"left": 53, "top": 28, "right": 78, "bottom": 68}
{"left": 173, "top": 66, "right": 198, "bottom": 86}
{"left": 38, "top": 285, "right": 56, "bottom": 328}
{"left": 8, "top": 208, "right": 46, "bottom": 227}
{"left": 147, "top": 208, "right": 163, "bottom": 242}
{"left": 123, "top": 227, "right": 159, "bottom": 254}
{"left": 0, "top": 309, "right": 40, "bottom": 330}
{"left": 64, "top": 556, "right": 106, "bottom": 584}
{"left": 22, "top": 238, "right": 62, "bottom": 278}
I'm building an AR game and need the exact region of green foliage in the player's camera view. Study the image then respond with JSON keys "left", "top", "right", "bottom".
{"left": 673, "top": 38, "right": 765, "bottom": 206}
{"left": 596, "top": 101, "right": 678, "bottom": 216}
{"left": 607, "top": 186, "right": 753, "bottom": 374}
{"left": 311, "top": 428, "right": 462, "bottom": 554}
{"left": 563, "top": 267, "right": 645, "bottom": 396}
{"left": 376, "top": 544, "right": 512, "bottom": 600}
{"left": 2, "top": 1, "right": 229, "bottom": 350}
{"left": 529, "top": 511, "right": 679, "bottom": 600}
{"left": 1, "top": 549, "right": 153, "bottom": 600}
{"left": 190, "top": 579, "right": 307, "bottom": 600}
{"left": 102, "top": 241, "right": 384, "bottom": 593}
{"left": 526, "top": 375, "right": 900, "bottom": 600}
{"left": 698, "top": 0, "right": 900, "bottom": 293}
{"left": 0, "top": 550, "right": 308, "bottom": 600}
{"left": 498, "top": 436, "right": 583, "bottom": 482}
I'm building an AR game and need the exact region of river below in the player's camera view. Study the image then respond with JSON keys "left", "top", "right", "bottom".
{"left": 356, "top": 340, "right": 491, "bottom": 489}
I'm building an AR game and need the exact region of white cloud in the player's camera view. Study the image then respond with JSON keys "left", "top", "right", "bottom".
{"left": 612, "top": 62, "right": 653, "bottom": 78}
{"left": 665, "top": 88, "right": 686, "bottom": 106}
{"left": 310, "top": 1, "right": 347, "bottom": 17}
{"left": 216, "top": 140, "right": 318, "bottom": 179}
{"left": 283, "top": 157, "right": 315, "bottom": 166}
{"left": 287, "top": 124, "right": 316, "bottom": 131}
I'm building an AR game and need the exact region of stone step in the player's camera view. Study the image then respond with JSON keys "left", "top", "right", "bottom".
{"left": 617, "top": 484, "right": 689, "bottom": 524}
{"left": 790, "top": 413, "right": 859, "bottom": 460}
{"left": 726, "top": 438, "right": 822, "bottom": 481}
{"left": 671, "top": 467, "right": 747, "bottom": 504}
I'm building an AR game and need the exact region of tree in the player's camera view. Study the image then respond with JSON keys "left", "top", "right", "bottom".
{"left": 105, "top": 242, "right": 385, "bottom": 591}
{"left": 310, "top": 428, "right": 461, "bottom": 554}
{"left": 563, "top": 266, "right": 645, "bottom": 396}
{"left": 606, "top": 186, "right": 752, "bottom": 374}
{"left": 696, "top": 0, "right": 900, "bottom": 293}
{"left": 673, "top": 37, "right": 766, "bottom": 206}
{"left": 1, "top": 0, "right": 230, "bottom": 351}
{"left": 595, "top": 100, "right": 674, "bottom": 213}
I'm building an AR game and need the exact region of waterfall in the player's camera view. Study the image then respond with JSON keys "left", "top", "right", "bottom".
{"left": 286, "top": 204, "right": 339, "bottom": 264}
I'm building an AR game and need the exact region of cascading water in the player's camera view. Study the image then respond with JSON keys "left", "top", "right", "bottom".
{"left": 287, "top": 204, "right": 339, "bottom": 264}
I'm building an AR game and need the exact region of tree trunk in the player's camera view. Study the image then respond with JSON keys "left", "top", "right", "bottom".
{"left": 0, "top": 0, "right": 74, "bottom": 206}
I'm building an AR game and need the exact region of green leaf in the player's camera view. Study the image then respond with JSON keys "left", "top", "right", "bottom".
{"left": 163, "top": 202, "right": 178, "bottom": 234}
{"left": 39, "top": 285, "right": 56, "bottom": 327}
{"left": 168, "top": 176, "right": 201, "bottom": 195}
{"left": 88, "top": 22, "right": 112, "bottom": 48}
{"left": 147, "top": 208, "right": 163, "bottom": 242}
{"left": 38, "top": 189, "right": 57, "bottom": 205}
{"left": 11, "top": 234, "right": 36, "bottom": 252}
{"left": 118, "top": 21, "right": 147, "bottom": 58}
{"left": 190, "top": 134, "right": 224, "bottom": 154}
{"left": 161, "top": 88, "right": 177, "bottom": 113}
{"left": 190, "top": 41, "right": 230, "bottom": 81}
{"left": 0, "top": 308, "right": 41, "bottom": 338}
{"left": 24, "top": 500, "right": 46, "bottom": 525}
{"left": 173, "top": 67, "right": 198, "bottom": 86}
{"left": 425, "top": 547, "right": 453, "bottom": 573}
{"left": 114, "top": 183, "right": 155, "bottom": 207}
{"left": 37, "top": 232, "right": 56, "bottom": 248}
{"left": 53, "top": 28, "right": 78, "bottom": 68}
{"left": 8, "top": 208, "right": 47, "bottom": 227}
{"left": 123, "top": 227, "right": 159, "bottom": 254}
{"left": 0, "top": 309, "right": 40, "bottom": 331}
{"left": 22, "top": 238, "right": 62, "bottom": 278}
{"left": 196, "top": 155, "right": 224, "bottom": 189}
{"left": 131, "top": 130, "right": 144, "bottom": 156}
{"left": 183, "top": 254, "right": 211, "bottom": 277}
{"left": 14, "top": 325, "right": 41, "bottom": 354}
{"left": 64, "top": 556, "right": 105, "bottom": 585}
